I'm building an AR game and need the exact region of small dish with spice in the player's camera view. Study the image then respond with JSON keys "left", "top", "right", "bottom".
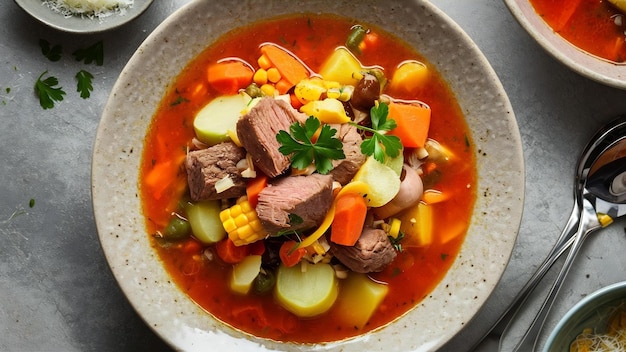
{"left": 13, "top": 0, "right": 154, "bottom": 34}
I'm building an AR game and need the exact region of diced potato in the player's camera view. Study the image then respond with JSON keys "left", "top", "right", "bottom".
{"left": 275, "top": 263, "right": 338, "bottom": 317}
{"left": 352, "top": 156, "right": 401, "bottom": 207}
{"left": 230, "top": 255, "right": 262, "bottom": 294}
{"left": 294, "top": 78, "right": 327, "bottom": 103}
{"left": 319, "top": 47, "right": 362, "bottom": 86}
{"left": 388, "top": 61, "right": 428, "bottom": 94}
{"left": 299, "top": 98, "right": 350, "bottom": 124}
{"left": 186, "top": 200, "right": 227, "bottom": 244}
{"left": 193, "top": 93, "right": 250, "bottom": 145}
{"left": 398, "top": 202, "right": 433, "bottom": 247}
{"left": 335, "top": 273, "right": 389, "bottom": 329}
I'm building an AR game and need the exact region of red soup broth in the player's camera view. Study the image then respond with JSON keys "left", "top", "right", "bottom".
{"left": 529, "top": 0, "right": 626, "bottom": 63}
{"left": 140, "top": 14, "right": 476, "bottom": 343}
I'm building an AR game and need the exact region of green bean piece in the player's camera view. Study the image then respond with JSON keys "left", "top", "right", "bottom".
{"left": 163, "top": 216, "right": 191, "bottom": 240}
{"left": 253, "top": 269, "right": 276, "bottom": 295}
{"left": 346, "top": 25, "right": 367, "bottom": 55}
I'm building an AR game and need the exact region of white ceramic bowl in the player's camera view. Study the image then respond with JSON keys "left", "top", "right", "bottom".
{"left": 92, "top": 1, "right": 524, "bottom": 350}
{"left": 505, "top": 0, "right": 626, "bottom": 89}
{"left": 543, "top": 281, "right": 626, "bottom": 352}
{"left": 13, "top": 0, "right": 154, "bottom": 33}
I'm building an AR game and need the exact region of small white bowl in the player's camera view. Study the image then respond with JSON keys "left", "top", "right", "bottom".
{"left": 92, "top": 0, "right": 525, "bottom": 350}
{"left": 544, "top": 281, "right": 626, "bottom": 352}
{"left": 505, "top": 0, "right": 626, "bottom": 89}
{"left": 13, "top": 0, "right": 154, "bottom": 33}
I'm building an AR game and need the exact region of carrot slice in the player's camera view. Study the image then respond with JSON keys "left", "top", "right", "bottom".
{"left": 259, "top": 44, "right": 308, "bottom": 93}
{"left": 207, "top": 61, "right": 254, "bottom": 95}
{"left": 387, "top": 101, "right": 431, "bottom": 148}
{"left": 279, "top": 240, "right": 307, "bottom": 268}
{"left": 216, "top": 237, "right": 250, "bottom": 264}
{"left": 330, "top": 192, "right": 368, "bottom": 246}
{"left": 246, "top": 173, "right": 268, "bottom": 209}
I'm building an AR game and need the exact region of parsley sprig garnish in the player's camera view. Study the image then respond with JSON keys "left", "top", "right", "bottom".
{"left": 34, "top": 39, "right": 103, "bottom": 108}
{"left": 34, "top": 71, "right": 66, "bottom": 110}
{"left": 75, "top": 70, "right": 94, "bottom": 99}
{"left": 72, "top": 41, "right": 104, "bottom": 66}
{"left": 351, "top": 102, "right": 403, "bottom": 163}
{"left": 39, "top": 39, "right": 62, "bottom": 62}
{"left": 276, "top": 116, "right": 346, "bottom": 174}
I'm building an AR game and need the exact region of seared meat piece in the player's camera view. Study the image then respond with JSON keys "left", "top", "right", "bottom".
{"left": 236, "top": 97, "right": 308, "bottom": 178}
{"left": 329, "top": 123, "right": 365, "bottom": 185}
{"left": 330, "top": 227, "right": 397, "bottom": 273}
{"left": 185, "top": 142, "right": 246, "bottom": 201}
{"left": 256, "top": 174, "right": 333, "bottom": 235}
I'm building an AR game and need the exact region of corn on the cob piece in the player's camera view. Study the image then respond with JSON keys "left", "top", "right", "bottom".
{"left": 219, "top": 197, "right": 267, "bottom": 246}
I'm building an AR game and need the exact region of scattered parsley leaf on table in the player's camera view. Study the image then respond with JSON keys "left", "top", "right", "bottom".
{"left": 277, "top": 116, "right": 346, "bottom": 174}
{"left": 34, "top": 71, "right": 66, "bottom": 109}
{"left": 75, "top": 70, "right": 94, "bottom": 99}
{"left": 39, "top": 39, "right": 62, "bottom": 62}
{"left": 72, "top": 40, "right": 104, "bottom": 66}
{"left": 351, "top": 102, "right": 403, "bottom": 163}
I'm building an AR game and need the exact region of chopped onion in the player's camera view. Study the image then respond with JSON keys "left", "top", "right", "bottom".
{"left": 214, "top": 175, "right": 235, "bottom": 193}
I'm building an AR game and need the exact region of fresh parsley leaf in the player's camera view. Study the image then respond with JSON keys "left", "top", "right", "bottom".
{"left": 34, "top": 71, "right": 66, "bottom": 109}
{"left": 39, "top": 39, "right": 62, "bottom": 62}
{"left": 72, "top": 41, "right": 104, "bottom": 66}
{"left": 370, "top": 102, "right": 395, "bottom": 131}
{"left": 351, "top": 102, "right": 402, "bottom": 163}
{"left": 276, "top": 116, "right": 346, "bottom": 174}
{"left": 75, "top": 70, "right": 94, "bottom": 99}
{"left": 287, "top": 213, "right": 304, "bottom": 226}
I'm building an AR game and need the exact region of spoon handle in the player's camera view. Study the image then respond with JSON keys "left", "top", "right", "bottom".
{"left": 509, "top": 195, "right": 601, "bottom": 351}
{"left": 470, "top": 201, "right": 581, "bottom": 350}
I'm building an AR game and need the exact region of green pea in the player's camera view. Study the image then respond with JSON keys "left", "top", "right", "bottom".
{"left": 253, "top": 269, "right": 276, "bottom": 295}
{"left": 163, "top": 216, "right": 191, "bottom": 240}
{"left": 245, "top": 83, "right": 263, "bottom": 98}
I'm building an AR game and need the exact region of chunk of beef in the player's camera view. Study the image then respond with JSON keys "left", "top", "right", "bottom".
{"left": 236, "top": 97, "right": 307, "bottom": 178}
{"left": 185, "top": 142, "right": 246, "bottom": 201}
{"left": 330, "top": 227, "right": 397, "bottom": 273}
{"left": 329, "top": 123, "right": 365, "bottom": 185}
{"left": 256, "top": 174, "right": 333, "bottom": 235}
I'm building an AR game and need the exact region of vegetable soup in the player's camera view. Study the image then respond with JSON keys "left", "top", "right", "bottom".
{"left": 529, "top": 0, "right": 626, "bottom": 63}
{"left": 140, "top": 14, "right": 476, "bottom": 343}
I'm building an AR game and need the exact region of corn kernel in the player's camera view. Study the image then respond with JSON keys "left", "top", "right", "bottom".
{"left": 388, "top": 218, "right": 402, "bottom": 238}
{"left": 267, "top": 67, "right": 281, "bottom": 83}
{"left": 257, "top": 54, "right": 272, "bottom": 70}
{"left": 220, "top": 197, "right": 268, "bottom": 246}
{"left": 326, "top": 88, "right": 341, "bottom": 100}
{"left": 253, "top": 69, "right": 268, "bottom": 86}
{"left": 260, "top": 83, "right": 275, "bottom": 96}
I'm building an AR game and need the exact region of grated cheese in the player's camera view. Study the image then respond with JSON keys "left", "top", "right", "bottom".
{"left": 570, "top": 303, "right": 626, "bottom": 352}
{"left": 42, "top": 0, "right": 134, "bottom": 18}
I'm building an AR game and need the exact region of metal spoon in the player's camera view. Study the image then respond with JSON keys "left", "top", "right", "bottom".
{"left": 468, "top": 118, "right": 598, "bottom": 351}
{"left": 505, "top": 115, "right": 626, "bottom": 351}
